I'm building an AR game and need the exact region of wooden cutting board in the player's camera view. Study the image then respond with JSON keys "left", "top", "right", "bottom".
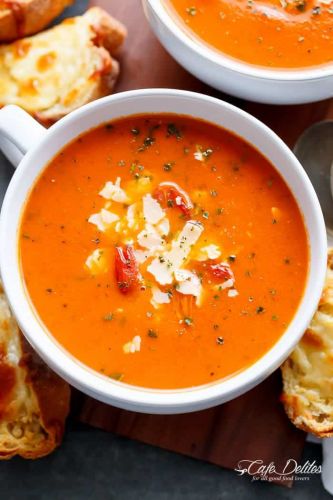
{"left": 73, "top": 0, "right": 333, "bottom": 487}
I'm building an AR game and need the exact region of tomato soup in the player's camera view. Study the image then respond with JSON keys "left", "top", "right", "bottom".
{"left": 168, "top": 0, "right": 333, "bottom": 69}
{"left": 19, "top": 114, "right": 308, "bottom": 389}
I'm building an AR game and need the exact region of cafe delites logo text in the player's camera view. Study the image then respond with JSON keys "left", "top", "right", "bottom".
{"left": 235, "top": 459, "right": 322, "bottom": 482}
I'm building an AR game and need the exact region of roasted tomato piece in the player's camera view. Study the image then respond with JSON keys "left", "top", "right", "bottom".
{"left": 209, "top": 262, "right": 234, "bottom": 282}
{"left": 153, "top": 181, "right": 193, "bottom": 217}
{"left": 115, "top": 245, "right": 140, "bottom": 293}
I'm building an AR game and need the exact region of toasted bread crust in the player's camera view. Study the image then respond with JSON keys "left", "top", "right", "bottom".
{"left": 281, "top": 248, "right": 333, "bottom": 438}
{"left": 0, "top": 7, "right": 126, "bottom": 125}
{"left": 0, "top": 0, "right": 74, "bottom": 42}
{"left": 83, "top": 5, "right": 127, "bottom": 55}
{"left": 16, "top": 337, "right": 70, "bottom": 458}
{"left": 0, "top": 282, "right": 70, "bottom": 459}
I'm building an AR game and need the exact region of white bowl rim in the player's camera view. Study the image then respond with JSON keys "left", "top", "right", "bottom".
{"left": 146, "top": 0, "right": 333, "bottom": 82}
{"left": 0, "top": 88, "right": 327, "bottom": 411}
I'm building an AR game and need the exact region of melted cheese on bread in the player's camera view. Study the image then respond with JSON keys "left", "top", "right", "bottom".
{"left": 282, "top": 249, "right": 333, "bottom": 437}
{"left": 0, "top": 8, "right": 126, "bottom": 123}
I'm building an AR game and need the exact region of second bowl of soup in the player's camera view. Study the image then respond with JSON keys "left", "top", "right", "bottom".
{"left": 143, "top": 0, "right": 333, "bottom": 104}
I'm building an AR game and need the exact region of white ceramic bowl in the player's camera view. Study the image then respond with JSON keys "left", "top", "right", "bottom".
{"left": 143, "top": 0, "right": 333, "bottom": 105}
{"left": 0, "top": 89, "right": 327, "bottom": 413}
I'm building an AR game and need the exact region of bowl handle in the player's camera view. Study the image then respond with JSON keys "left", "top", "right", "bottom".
{"left": 0, "top": 105, "right": 46, "bottom": 168}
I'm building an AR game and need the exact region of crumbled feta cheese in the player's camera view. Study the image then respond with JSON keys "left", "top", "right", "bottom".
{"left": 126, "top": 203, "right": 138, "bottom": 229}
{"left": 228, "top": 289, "right": 239, "bottom": 298}
{"left": 99, "top": 177, "right": 130, "bottom": 203}
{"left": 147, "top": 259, "right": 173, "bottom": 286}
{"left": 156, "top": 217, "right": 170, "bottom": 236}
{"left": 85, "top": 248, "right": 109, "bottom": 274}
{"left": 196, "top": 244, "right": 221, "bottom": 261}
{"left": 194, "top": 151, "right": 204, "bottom": 162}
{"left": 143, "top": 194, "right": 165, "bottom": 224}
{"left": 100, "top": 209, "right": 118, "bottom": 225}
{"left": 174, "top": 269, "right": 202, "bottom": 303}
{"left": 134, "top": 249, "right": 152, "bottom": 264}
{"left": 150, "top": 286, "right": 171, "bottom": 309}
{"left": 123, "top": 335, "right": 141, "bottom": 354}
{"left": 88, "top": 213, "right": 104, "bottom": 232}
{"left": 147, "top": 220, "right": 203, "bottom": 285}
{"left": 218, "top": 278, "right": 235, "bottom": 290}
{"left": 88, "top": 209, "right": 119, "bottom": 232}
{"left": 137, "top": 224, "right": 165, "bottom": 250}
{"left": 174, "top": 269, "right": 194, "bottom": 283}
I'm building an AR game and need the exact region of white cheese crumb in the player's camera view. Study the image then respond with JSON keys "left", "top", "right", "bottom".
{"left": 150, "top": 286, "right": 171, "bottom": 309}
{"left": 174, "top": 269, "right": 202, "bottom": 304}
{"left": 101, "top": 209, "right": 118, "bottom": 225}
{"left": 85, "top": 248, "right": 109, "bottom": 274}
{"left": 156, "top": 217, "right": 170, "bottom": 237}
{"left": 195, "top": 244, "right": 221, "bottom": 261}
{"left": 147, "top": 220, "right": 204, "bottom": 285}
{"left": 194, "top": 151, "right": 204, "bottom": 162}
{"left": 126, "top": 203, "right": 138, "bottom": 229}
{"left": 88, "top": 209, "right": 119, "bottom": 232}
{"left": 218, "top": 278, "right": 235, "bottom": 290}
{"left": 148, "top": 259, "right": 173, "bottom": 286}
{"left": 134, "top": 249, "right": 151, "bottom": 264}
{"left": 228, "top": 289, "right": 239, "bottom": 298}
{"left": 99, "top": 177, "right": 130, "bottom": 203}
{"left": 123, "top": 335, "right": 141, "bottom": 354}
{"left": 143, "top": 194, "right": 165, "bottom": 224}
{"left": 137, "top": 224, "right": 165, "bottom": 250}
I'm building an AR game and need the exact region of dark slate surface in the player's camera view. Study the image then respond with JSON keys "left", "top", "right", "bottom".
{"left": 0, "top": 419, "right": 329, "bottom": 500}
{"left": 0, "top": 1, "right": 330, "bottom": 497}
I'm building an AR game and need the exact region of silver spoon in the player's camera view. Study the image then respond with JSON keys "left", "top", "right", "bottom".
{"left": 294, "top": 120, "right": 333, "bottom": 244}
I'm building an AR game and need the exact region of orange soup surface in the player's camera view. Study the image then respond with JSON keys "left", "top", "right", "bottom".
{"left": 168, "top": 0, "right": 333, "bottom": 69}
{"left": 19, "top": 114, "right": 308, "bottom": 389}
